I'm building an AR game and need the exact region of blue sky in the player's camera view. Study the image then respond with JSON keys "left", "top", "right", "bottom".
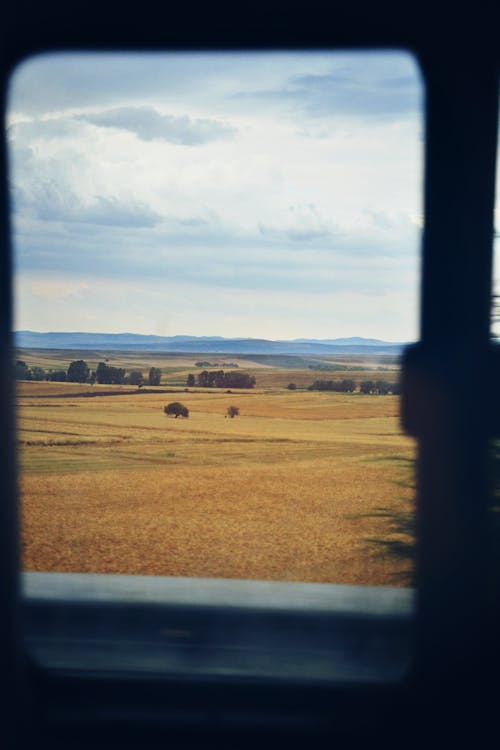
{"left": 7, "top": 51, "right": 428, "bottom": 341}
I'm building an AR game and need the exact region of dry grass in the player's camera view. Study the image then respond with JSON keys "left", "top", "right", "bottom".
{"left": 18, "top": 380, "right": 415, "bottom": 585}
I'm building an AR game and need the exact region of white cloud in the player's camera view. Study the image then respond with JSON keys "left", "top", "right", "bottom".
{"left": 78, "top": 106, "right": 236, "bottom": 145}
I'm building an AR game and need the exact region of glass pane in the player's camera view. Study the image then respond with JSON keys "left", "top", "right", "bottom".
{"left": 9, "top": 51, "right": 422, "bottom": 586}
{"left": 494, "top": 127, "right": 500, "bottom": 339}
{"left": 490, "top": 95, "right": 500, "bottom": 618}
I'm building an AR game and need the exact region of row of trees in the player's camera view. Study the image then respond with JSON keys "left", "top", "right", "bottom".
{"left": 15, "top": 359, "right": 162, "bottom": 386}
{"left": 308, "top": 378, "right": 400, "bottom": 394}
{"left": 359, "top": 380, "right": 401, "bottom": 395}
{"left": 195, "top": 361, "right": 239, "bottom": 368}
{"left": 94, "top": 362, "right": 127, "bottom": 385}
{"left": 14, "top": 360, "right": 59, "bottom": 381}
{"left": 190, "top": 370, "right": 256, "bottom": 389}
{"left": 16, "top": 358, "right": 258, "bottom": 390}
{"left": 308, "top": 379, "right": 357, "bottom": 392}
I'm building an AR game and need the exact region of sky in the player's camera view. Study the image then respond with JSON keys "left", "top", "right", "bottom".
{"left": 7, "top": 51, "right": 429, "bottom": 341}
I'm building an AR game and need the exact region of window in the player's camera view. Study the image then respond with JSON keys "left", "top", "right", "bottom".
{"left": 11, "top": 50, "right": 421, "bottom": 588}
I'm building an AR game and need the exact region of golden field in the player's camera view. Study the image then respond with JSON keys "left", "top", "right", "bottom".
{"left": 18, "top": 374, "right": 415, "bottom": 585}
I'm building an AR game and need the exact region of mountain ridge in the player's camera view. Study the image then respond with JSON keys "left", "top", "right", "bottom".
{"left": 15, "top": 331, "right": 407, "bottom": 355}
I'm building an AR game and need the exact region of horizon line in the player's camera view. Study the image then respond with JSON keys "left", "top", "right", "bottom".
{"left": 15, "top": 330, "right": 409, "bottom": 345}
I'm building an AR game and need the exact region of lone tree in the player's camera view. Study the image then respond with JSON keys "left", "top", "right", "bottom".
{"left": 227, "top": 405, "right": 239, "bottom": 418}
{"left": 186, "top": 373, "right": 195, "bottom": 387}
{"left": 287, "top": 383, "right": 297, "bottom": 390}
{"left": 67, "top": 360, "right": 89, "bottom": 383}
{"left": 164, "top": 402, "right": 189, "bottom": 418}
{"left": 149, "top": 367, "right": 162, "bottom": 386}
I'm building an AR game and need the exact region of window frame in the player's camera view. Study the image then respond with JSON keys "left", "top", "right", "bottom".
{"left": 1, "top": 2, "right": 499, "bottom": 747}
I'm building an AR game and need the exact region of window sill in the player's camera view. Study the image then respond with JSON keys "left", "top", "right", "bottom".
{"left": 22, "top": 572, "right": 414, "bottom": 686}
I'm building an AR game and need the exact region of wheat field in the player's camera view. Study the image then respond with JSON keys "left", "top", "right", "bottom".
{"left": 18, "top": 377, "right": 415, "bottom": 585}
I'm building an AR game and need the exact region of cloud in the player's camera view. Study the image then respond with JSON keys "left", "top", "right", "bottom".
{"left": 70, "top": 195, "right": 162, "bottom": 228}
{"left": 9, "top": 53, "right": 236, "bottom": 115}
{"left": 8, "top": 117, "right": 83, "bottom": 142}
{"left": 176, "top": 216, "right": 209, "bottom": 227}
{"left": 288, "top": 71, "right": 419, "bottom": 118}
{"left": 13, "top": 209, "right": 419, "bottom": 297}
{"left": 233, "top": 55, "right": 421, "bottom": 120}
{"left": 77, "top": 106, "right": 236, "bottom": 145}
{"left": 14, "top": 181, "right": 161, "bottom": 228}
{"left": 8, "top": 52, "right": 340, "bottom": 117}
{"left": 258, "top": 223, "right": 335, "bottom": 244}
{"left": 257, "top": 203, "right": 338, "bottom": 245}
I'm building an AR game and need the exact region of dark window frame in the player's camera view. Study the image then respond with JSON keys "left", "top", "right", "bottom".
{"left": 1, "top": 2, "right": 499, "bottom": 747}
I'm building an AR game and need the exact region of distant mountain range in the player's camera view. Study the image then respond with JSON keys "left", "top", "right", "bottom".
{"left": 15, "top": 331, "right": 407, "bottom": 355}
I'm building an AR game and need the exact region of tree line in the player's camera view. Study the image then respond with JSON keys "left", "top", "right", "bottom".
{"left": 195, "top": 361, "right": 239, "bottom": 368}
{"left": 15, "top": 359, "right": 257, "bottom": 390}
{"left": 15, "top": 359, "right": 162, "bottom": 386}
{"left": 189, "top": 370, "right": 256, "bottom": 389}
{"left": 308, "top": 378, "right": 400, "bottom": 394}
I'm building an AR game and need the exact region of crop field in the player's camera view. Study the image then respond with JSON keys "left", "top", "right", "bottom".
{"left": 18, "top": 355, "right": 415, "bottom": 585}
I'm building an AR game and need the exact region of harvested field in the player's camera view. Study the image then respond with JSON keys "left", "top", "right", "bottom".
{"left": 18, "top": 377, "right": 415, "bottom": 585}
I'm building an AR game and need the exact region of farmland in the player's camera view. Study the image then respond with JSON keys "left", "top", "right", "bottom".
{"left": 18, "top": 350, "right": 415, "bottom": 585}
